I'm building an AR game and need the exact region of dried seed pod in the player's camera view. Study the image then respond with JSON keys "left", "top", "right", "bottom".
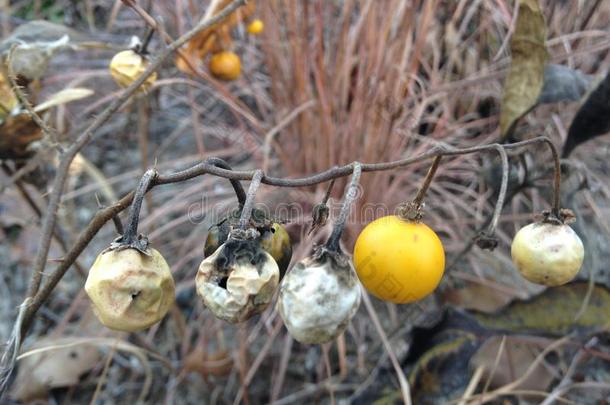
{"left": 197, "top": 236, "right": 280, "bottom": 323}
{"left": 278, "top": 248, "right": 361, "bottom": 344}
{"left": 109, "top": 50, "right": 157, "bottom": 90}
{"left": 85, "top": 247, "right": 175, "bottom": 331}
{"left": 511, "top": 221, "right": 584, "bottom": 286}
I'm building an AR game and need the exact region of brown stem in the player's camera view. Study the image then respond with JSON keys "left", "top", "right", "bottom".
{"left": 239, "top": 170, "right": 263, "bottom": 230}
{"left": 121, "top": 169, "right": 157, "bottom": 245}
{"left": 12, "top": 137, "right": 561, "bottom": 358}
{"left": 412, "top": 156, "right": 442, "bottom": 208}
{"left": 23, "top": 0, "right": 247, "bottom": 300}
{"left": 206, "top": 157, "right": 247, "bottom": 206}
{"left": 326, "top": 163, "right": 361, "bottom": 252}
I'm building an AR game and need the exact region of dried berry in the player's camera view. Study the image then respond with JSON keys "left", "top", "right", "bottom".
{"left": 278, "top": 247, "right": 361, "bottom": 344}
{"left": 197, "top": 235, "right": 280, "bottom": 323}
{"left": 205, "top": 208, "right": 292, "bottom": 277}
{"left": 85, "top": 247, "right": 175, "bottom": 331}
{"left": 511, "top": 221, "right": 584, "bottom": 286}
{"left": 109, "top": 50, "right": 157, "bottom": 90}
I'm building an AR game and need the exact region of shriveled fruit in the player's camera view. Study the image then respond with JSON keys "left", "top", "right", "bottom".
{"left": 278, "top": 247, "right": 361, "bottom": 344}
{"left": 205, "top": 208, "right": 292, "bottom": 277}
{"left": 0, "top": 73, "right": 18, "bottom": 122}
{"left": 511, "top": 222, "right": 584, "bottom": 286}
{"left": 353, "top": 215, "right": 445, "bottom": 303}
{"left": 109, "top": 50, "right": 157, "bottom": 90}
{"left": 85, "top": 247, "right": 175, "bottom": 331}
{"left": 209, "top": 51, "right": 241, "bottom": 81}
{"left": 246, "top": 19, "right": 264, "bottom": 35}
{"left": 197, "top": 236, "right": 279, "bottom": 323}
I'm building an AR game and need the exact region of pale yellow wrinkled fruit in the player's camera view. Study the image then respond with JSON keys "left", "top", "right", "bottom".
{"left": 109, "top": 50, "right": 157, "bottom": 91}
{"left": 0, "top": 73, "right": 18, "bottom": 121}
{"left": 278, "top": 251, "right": 361, "bottom": 344}
{"left": 196, "top": 241, "right": 279, "bottom": 323}
{"left": 85, "top": 248, "right": 175, "bottom": 331}
{"left": 511, "top": 222, "right": 584, "bottom": 286}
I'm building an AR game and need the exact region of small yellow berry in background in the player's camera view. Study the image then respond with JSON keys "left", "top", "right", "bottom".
{"left": 109, "top": 50, "right": 157, "bottom": 91}
{"left": 247, "top": 19, "right": 264, "bottom": 35}
{"left": 209, "top": 51, "right": 241, "bottom": 81}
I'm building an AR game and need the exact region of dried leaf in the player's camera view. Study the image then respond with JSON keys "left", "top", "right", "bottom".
{"left": 183, "top": 347, "right": 233, "bottom": 380}
{"left": 33, "top": 88, "right": 94, "bottom": 113}
{"left": 0, "top": 113, "right": 43, "bottom": 159}
{"left": 474, "top": 282, "right": 610, "bottom": 335}
{"left": 563, "top": 69, "right": 610, "bottom": 157}
{"left": 500, "top": 0, "right": 548, "bottom": 138}
{"left": 470, "top": 335, "right": 558, "bottom": 392}
{"left": 11, "top": 337, "right": 101, "bottom": 401}
{"left": 442, "top": 283, "right": 515, "bottom": 313}
{"left": 538, "top": 64, "right": 592, "bottom": 104}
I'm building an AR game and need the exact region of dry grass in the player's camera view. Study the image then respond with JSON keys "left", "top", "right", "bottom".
{"left": 1, "top": 0, "right": 609, "bottom": 403}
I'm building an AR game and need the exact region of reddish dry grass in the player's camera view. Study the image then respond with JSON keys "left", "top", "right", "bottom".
{"left": 1, "top": 0, "right": 609, "bottom": 403}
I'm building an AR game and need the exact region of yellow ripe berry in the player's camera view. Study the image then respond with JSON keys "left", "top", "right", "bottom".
{"left": 85, "top": 248, "right": 175, "bottom": 331}
{"left": 247, "top": 19, "right": 264, "bottom": 35}
{"left": 209, "top": 51, "right": 241, "bottom": 81}
{"left": 353, "top": 216, "right": 445, "bottom": 303}
{"left": 109, "top": 50, "right": 157, "bottom": 91}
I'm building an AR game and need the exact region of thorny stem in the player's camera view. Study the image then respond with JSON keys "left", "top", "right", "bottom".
{"left": 122, "top": 169, "right": 157, "bottom": 245}
{"left": 206, "top": 157, "right": 247, "bottom": 206}
{"left": 1, "top": 136, "right": 565, "bottom": 395}
{"left": 239, "top": 170, "right": 263, "bottom": 230}
{"left": 326, "top": 163, "right": 362, "bottom": 252}
{"left": 23, "top": 0, "right": 247, "bottom": 301}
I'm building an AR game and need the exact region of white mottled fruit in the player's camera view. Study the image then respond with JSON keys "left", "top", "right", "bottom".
{"left": 85, "top": 248, "right": 175, "bottom": 331}
{"left": 511, "top": 222, "right": 584, "bottom": 286}
{"left": 278, "top": 252, "right": 361, "bottom": 344}
{"left": 196, "top": 242, "right": 280, "bottom": 323}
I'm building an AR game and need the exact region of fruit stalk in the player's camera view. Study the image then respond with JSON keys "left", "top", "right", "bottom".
{"left": 122, "top": 169, "right": 157, "bottom": 246}
{"left": 239, "top": 170, "right": 264, "bottom": 229}
{"left": 206, "top": 157, "right": 247, "bottom": 206}
{"left": 326, "top": 162, "right": 361, "bottom": 251}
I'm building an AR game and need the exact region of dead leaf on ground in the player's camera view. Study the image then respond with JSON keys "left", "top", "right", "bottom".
{"left": 538, "top": 64, "right": 591, "bottom": 104}
{"left": 0, "top": 113, "right": 43, "bottom": 160}
{"left": 442, "top": 283, "right": 515, "bottom": 313}
{"left": 183, "top": 346, "right": 234, "bottom": 380}
{"left": 474, "top": 282, "right": 610, "bottom": 335}
{"left": 11, "top": 337, "right": 102, "bottom": 401}
{"left": 470, "top": 335, "right": 558, "bottom": 392}
{"left": 563, "top": 69, "right": 610, "bottom": 157}
{"left": 499, "top": 0, "right": 547, "bottom": 139}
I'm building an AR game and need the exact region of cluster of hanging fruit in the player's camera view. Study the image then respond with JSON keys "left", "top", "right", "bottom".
{"left": 107, "top": 2, "right": 264, "bottom": 90}
{"left": 174, "top": 0, "right": 263, "bottom": 81}
{"left": 84, "top": 158, "right": 584, "bottom": 345}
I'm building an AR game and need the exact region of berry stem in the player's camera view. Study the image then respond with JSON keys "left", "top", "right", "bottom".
{"left": 122, "top": 169, "right": 157, "bottom": 244}
{"left": 239, "top": 170, "right": 263, "bottom": 229}
{"left": 206, "top": 157, "right": 247, "bottom": 206}
{"left": 326, "top": 163, "right": 361, "bottom": 252}
{"left": 412, "top": 155, "right": 442, "bottom": 208}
